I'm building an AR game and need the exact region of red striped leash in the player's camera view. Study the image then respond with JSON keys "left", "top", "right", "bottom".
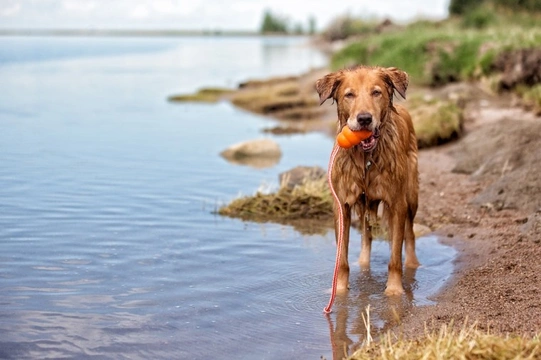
{"left": 323, "top": 144, "right": 343, "bottom": 314}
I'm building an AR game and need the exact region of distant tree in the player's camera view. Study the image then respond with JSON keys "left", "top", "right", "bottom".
{"left": 321, "top": 15, "right": 377, "bottom": 42}
{"left": 260, "top": 10, "right": 289, "bottom": 34}
{"left": 450, "top": 0, "right": 541, "bottom": 14}
{"left": 492, "top": 0, "right": 541, "bottom": 11}
{"left": 449, "top": 0, "right": 484, "bottom": 15}
{"left": 308, "top": 16, "right": 317, "bottom": 35}
{"left": 293, "top": 23, "right": 304, "bottom": 35}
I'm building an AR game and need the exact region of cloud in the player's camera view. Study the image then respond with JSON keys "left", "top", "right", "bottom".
{"left": 62, "top": 0, "right": 97, "bottom": 13}
{"left": 130, "top": 4, "right": 149, "bottom": 19}
{"left": 0, "top": 0, "right": 449, "bottom": 30}
{"left": 0, "top": 1, "right": 21, "bottom": 17}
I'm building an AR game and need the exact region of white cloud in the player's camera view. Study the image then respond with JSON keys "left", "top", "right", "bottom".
{"left": 0, "top": 0, "right": 449, "bottom": 30}
{"left": 151, "top": 0, "right": 177, "bottom": 14}
{"left": 130, "top": 4, "right": 149, "bottom": 19}
{"left": 0, "top": 2, "right": 21, "bottom": 17}
{"left": 62, "top": 0, "right": 97, "bottom": 13}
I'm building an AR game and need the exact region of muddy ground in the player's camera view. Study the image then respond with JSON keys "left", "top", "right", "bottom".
{"left": 232, "top": 70, "right": 541, "bottom": 338}
{"left": 402, "top": 86, "right": 541, "bottom": 338}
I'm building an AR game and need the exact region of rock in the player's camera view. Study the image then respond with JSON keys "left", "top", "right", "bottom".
{"left": 279, "top": 166, "right": 326, "bottom": 189}
{"left": 220, "top": 138, "right": 282, "bottom": 169}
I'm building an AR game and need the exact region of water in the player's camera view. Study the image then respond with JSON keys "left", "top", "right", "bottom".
{"left": 0, "top": 35, "right": 456, "bottom": 359}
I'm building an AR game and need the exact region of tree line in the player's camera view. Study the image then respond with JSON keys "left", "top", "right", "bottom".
{"left": 260, "top": 10, "right": 316, "bottom": 35}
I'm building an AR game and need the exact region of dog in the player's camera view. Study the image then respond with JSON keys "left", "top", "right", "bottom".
{"left": 316, "top": 65, "right": 420, "bottom": 296}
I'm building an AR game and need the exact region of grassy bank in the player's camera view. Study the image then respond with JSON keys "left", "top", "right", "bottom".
{"left": 331, "top": 10, "right": 541, "bottom": 89}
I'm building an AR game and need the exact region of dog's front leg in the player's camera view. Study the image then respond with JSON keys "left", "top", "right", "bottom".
{"left": 334, "top": 201, "right": 351, "bottom": 292}
{"left": 385, "top": 203, "right": 407, "bottom": 296}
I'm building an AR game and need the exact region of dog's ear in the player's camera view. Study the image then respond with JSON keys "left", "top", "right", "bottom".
{"left": 385, "top": 67, "right": 409, "bottom": 99}
{"left": 315, "top": 72, "right": 341, "bottom": 105}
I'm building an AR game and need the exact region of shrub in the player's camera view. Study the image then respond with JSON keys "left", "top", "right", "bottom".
{"left": 449, "top": 0, "right": 483, "bottom": 15}
{"left": 462, "top": 7, "right": 497, "bottom": 28}
{"left": 260, "top": 10, "right": 289, "bottom": 34}
{"left": 321, "top": 15, "right": 378, "bottom": 42}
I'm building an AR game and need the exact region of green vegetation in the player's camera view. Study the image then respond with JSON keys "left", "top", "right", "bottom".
{"left": 329, "top": 5, "right": 541, "bottom": 88}
{"left": 260, "top": 10, "right": 289, "bottom": 34}
{"left": 450, "top": 0, "right": 541, "bottom": 15}
{"left": 349, "top": 322, "right": 540, "bottom": 360}
{"left": 321, "top": 16, "right": 380, "bottom": 42}
{"left": 331, "top": 21, "right": 541, "bottom": 86}
{"left": 259, "top": 10, "right": 317, "bottom": 35}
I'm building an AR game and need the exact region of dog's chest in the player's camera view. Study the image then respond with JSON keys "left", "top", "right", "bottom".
{"left": 335, "top": 155, "right": 385, "bottom": 204}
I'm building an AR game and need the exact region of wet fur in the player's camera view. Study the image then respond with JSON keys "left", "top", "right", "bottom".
{"left": 316, "top": 66, "right": 420, "bottom": 296}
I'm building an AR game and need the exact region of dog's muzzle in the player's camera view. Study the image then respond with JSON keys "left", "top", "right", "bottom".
{"left": 360, "top": 127, "right": 380, "bottom": 152}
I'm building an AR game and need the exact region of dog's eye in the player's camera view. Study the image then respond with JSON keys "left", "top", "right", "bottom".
{"left": 371, "top": 89, "right": 382, "bottom": 97}
{"left": 345, "top": 92, "right": 355, "bottom": 99}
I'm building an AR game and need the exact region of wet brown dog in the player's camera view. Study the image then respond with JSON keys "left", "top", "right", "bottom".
{"left": 316, "top": 66, "right": 420, "bottom": 296}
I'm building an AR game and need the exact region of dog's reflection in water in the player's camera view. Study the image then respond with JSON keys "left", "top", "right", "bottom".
{"left": 326, "top": 266, "right": 418, "bottom": 360}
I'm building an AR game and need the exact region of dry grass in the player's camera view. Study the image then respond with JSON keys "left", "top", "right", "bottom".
{"left": 167, "top": 87, "right": 232, "bottom": 102}
{"left": 407, "top": 95, "right": 464, "bottom": 148}
{"left": 348, "top": 320, "right": 540, "bottom": 360}
{"left": 516, "top": 84, "right": 541, "bottom": 115}
{"left": 218, "top": 176, "right": 333, "bottom": 221}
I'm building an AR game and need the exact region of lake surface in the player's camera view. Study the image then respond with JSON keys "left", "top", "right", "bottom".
{"left": 0, "top": 35, "right": 456, "bottom": 359}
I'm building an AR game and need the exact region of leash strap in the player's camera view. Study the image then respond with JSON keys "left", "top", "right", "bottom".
{"left": 324, "top": 144, "right": 343, "bottom": 314}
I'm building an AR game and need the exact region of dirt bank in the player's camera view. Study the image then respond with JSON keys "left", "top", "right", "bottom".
{"left": 174, "top": 68, "right": 541, "bottom": 338}
{"left": 401, "top": 86, "right": 541, "bottom": 337}
{"left": 232, "top": 72, "right": 541, "bottom": 338}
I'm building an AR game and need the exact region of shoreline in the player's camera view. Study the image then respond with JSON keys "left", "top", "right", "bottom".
{"left": 191, "top": 68, "right": 541, "bottom": 339}
{"left": 0, "top": 29, "right": 309, "bottom": 38}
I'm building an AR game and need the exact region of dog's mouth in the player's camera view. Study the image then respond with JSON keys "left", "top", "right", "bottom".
{"left": 360, "top": 127, "right": 380, "bottom": 152}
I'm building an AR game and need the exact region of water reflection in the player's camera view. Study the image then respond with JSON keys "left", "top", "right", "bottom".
{"left": 326, "top": 269, "right": 418, "bottom": 359}
{"left": 324, "top": 235, "right": 455, "bottom": 359}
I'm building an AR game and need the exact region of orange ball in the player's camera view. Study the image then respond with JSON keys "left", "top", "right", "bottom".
{"left": 336, "top": 126, "right": 372, "bottom": 148}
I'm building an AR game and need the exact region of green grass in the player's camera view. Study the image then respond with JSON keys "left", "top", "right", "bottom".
{"left": 331, "top": 14, "right": 541, "bottom": 86}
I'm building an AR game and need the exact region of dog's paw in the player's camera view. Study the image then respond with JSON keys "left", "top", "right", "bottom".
{"left": 336, "top": 282, "right": 350, "bottom": 294}
{"left": 384, "top": 284, "right": 404, "bottom": 296}
{"left": 405, "top": 259, "right": 421, "bottom": 269}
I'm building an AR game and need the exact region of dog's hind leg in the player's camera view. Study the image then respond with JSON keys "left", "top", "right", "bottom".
{"left": 385, "top": 203, "right": 407, "bottom": 296}
{"left": 404, "top": 208, "right": 420, "bottom": 269}
{"left": 358, "top": 200, "right": 378, "bottom": 269}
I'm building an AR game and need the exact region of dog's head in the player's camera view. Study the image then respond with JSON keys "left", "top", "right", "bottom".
{"left": 315, "top": 66, "right": 408, "bottom": 151}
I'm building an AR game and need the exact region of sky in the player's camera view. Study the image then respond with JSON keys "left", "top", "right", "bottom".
{"left": 0, "top": 0, "right": 450, "bottom": 31}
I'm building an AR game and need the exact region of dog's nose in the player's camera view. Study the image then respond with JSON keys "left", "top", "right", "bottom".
{"left": 356, "top": 112, "right": 373, "bottom": 127}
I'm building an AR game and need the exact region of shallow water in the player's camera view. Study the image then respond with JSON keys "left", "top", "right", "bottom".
{"left": 0, "top": 35, "right": 456, "bottom": 359}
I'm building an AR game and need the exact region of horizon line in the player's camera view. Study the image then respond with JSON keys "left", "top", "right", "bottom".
{"left": 0, "top": 28, "right": 316, "bottom": 37}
